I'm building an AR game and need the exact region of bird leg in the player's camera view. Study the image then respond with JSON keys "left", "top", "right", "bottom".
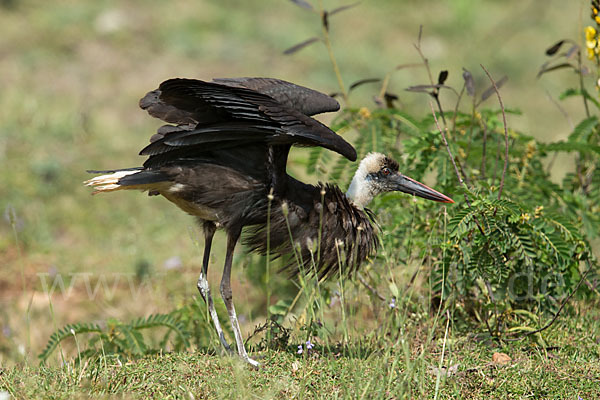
{"left": 196, "top": 222, "right": 232, "bottom": 353}
{"left": 220, "top": 228, "right": 259, "bottom": 367}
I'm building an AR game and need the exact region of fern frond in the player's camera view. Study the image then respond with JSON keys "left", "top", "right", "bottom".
{"left": 448, "top": 208, "right": 478, "bottom": 235}
{"left": 568, "top": 116, "right": 599, "bottom": 142}
{"left": 130, "top": 313, "right": 190, "bottom": 349}
{"left": 504, "top": 228, "right": 535, "bottom": 265}
{"left": 534, "top": 229, "right": 569, "bottom": 263}
{"left": 389, "top": 110, "right": 423, "bottom": 136}
{"left": 117, "top": 325, "right": 147, "bottom": 355}
{"left": 39, "top": 323, "right": 102, "bottom": 363}
{"left": 543, "top": 214, "right": 581, "bottom": 240}
{"left": 487, "top": 198, "right": 522, "bottom": 216}
{"left": 542, "top": 141, "right": 600, "bottom": 156}
{"left": 559, "top": 88, "right": 600, "bottom": 110}
{"left": 307, "top": 147, "right": 325, "bottom": 175}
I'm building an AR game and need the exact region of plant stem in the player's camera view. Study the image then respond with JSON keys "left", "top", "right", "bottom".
{"left": 480, "top": 65, "right": 509, "bottom": 200}
{"left": 8, "top": 205, "right": 31, "bottom": 356}
{"left": 414, "top": 25, "right": 447, "bottom": 127}
{"left": 431, "top": 101, "right": 486, "bottom": 236}
{"left": 506, "top": 260, "right": 594, "bottom": 340}
{"left": 318, "top": 0, "right": 349, "bottom": 105}
{"left": 481, "top": 119, "right": 488, "bottom": 179}
{"left": 451, "top": 83, "right": 466, "bottom": 137}
{"left": 266, "top": 190, "right": 273, "bottom": 320}
{"left": 433, "top": 311, "right": 451, "bottom": 400}
{"left": 357, "top": 273, "right": 386, "bottom": 302}
{"left": 578, "top": 49, "right": 591, "bottom": 118}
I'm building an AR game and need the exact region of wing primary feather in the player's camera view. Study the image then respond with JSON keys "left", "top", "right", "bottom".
{"left": 139, "top": 78, "right": 357, "bottom": 163}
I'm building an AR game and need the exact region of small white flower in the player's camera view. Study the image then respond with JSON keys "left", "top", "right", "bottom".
{"left": 291, "top": 361, "right": 300, "bottom": 372}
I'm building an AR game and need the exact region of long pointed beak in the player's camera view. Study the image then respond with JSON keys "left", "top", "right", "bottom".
{"left": 392, "top": 173, "right": 454, "bottom": 203}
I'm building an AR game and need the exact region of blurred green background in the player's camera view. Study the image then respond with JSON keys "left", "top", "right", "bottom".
{"left": 0, "top": 0, "right": 590, "bottom": 360}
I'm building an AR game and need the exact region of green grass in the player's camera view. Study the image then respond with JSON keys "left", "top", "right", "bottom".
{"left": 2, "top": 307, "right": 599, "bottom": 399}
{"left": 1, "top": 0, "right": 600, "bottom": 398}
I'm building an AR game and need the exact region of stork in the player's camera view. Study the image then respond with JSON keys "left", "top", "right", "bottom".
{"left": 85, "top": 77, "right": 454, "bottom": 366}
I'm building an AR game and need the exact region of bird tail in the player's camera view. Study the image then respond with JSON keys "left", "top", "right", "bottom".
{"left": 84, "top": 168, "right": 168, "bottom": 194}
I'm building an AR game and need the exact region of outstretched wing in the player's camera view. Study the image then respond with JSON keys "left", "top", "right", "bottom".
{"left": 138, "top": 78, "right": 356, "bottom": 170}
{"left": 211, "top": 77, "right": 340, "bottom": 116}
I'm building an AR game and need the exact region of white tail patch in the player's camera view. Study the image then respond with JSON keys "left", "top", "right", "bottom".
{"left": 84, "top": 170, "right": 139, "bottom": 194}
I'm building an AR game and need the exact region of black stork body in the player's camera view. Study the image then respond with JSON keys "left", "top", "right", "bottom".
{"left": 85, "top": 77, "right": 453, "bottom": 366}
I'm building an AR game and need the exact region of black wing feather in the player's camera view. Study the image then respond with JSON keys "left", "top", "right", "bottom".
{"left": 140, "top": 78, "right": 356, "bottom": 163}
{"left": 211, "top": 77, "right": 340, "bottom": 116}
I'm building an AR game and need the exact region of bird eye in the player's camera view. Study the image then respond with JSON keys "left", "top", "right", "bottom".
{"left": 382, "top": 167, "right": 391, "bottom": 175}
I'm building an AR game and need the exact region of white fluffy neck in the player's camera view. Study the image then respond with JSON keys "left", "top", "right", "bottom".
{"left": 346, "top": 160, "right": 374, "bottom": 209}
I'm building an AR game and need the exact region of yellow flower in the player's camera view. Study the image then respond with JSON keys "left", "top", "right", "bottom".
{"left": 358, "top": 107, "right": 371, "bottom": 119}
{"left": 588, "top": 47, "right": 596, "bottom": 60}
{"left": 585, "top": 26, "right": 598, "bottom": 60}
{"left": 525, "top": 140, "right": 536, "bottom": 159}
{"left": 596, "top": 15, "right": 600, "bottom": 25}
{"left": 586, "top": 26, "right": 597, "bottom": 43}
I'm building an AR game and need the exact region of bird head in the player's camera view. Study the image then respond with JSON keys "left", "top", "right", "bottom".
{"left": 346, "top": 152, "right": 454, "bottom": 208}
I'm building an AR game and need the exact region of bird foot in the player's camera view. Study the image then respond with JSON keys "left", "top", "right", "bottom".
{"left": 242, "top": 355, "right": 260, "bottom": 368}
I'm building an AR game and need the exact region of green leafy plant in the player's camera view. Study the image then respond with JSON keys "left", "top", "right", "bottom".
{"left": 39, "top": 304, "right": 219, "bottom": 363}
{"left": 292, "top": 11, "right": 599, "bottom": 339}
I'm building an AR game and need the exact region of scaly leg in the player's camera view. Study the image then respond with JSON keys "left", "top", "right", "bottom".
{"left": 196, "top": 222, "right": 231, "bottom": 352}
{"left": 220, "top": 228, "right": 259, "bottom": 367}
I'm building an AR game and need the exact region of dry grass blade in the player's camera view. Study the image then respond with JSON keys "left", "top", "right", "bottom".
{"left": 480, "top": 75, "right": 507, "bottom": 102}
{"left": 405, "top": 84, "right": 453, "bottom": 93}
{"left": 536, "top": 62, "right": 575, "bottom": 79}
{"left": 289, "top": 0, "right": 314, "bottom": 10}
{"left": 395, "top": 62, "right": 423, "bottom": 70}
{"left": 349, "top": 78, "right": 381, "bottom": 91}
{"left": 565, "top": 44, "right": 579, "bottom": 59}
{"left": 283, "top": 37, "right": 320, "bottom": 55}
{"left": 329, "top": 1, "right": 360, "bottom": 16}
